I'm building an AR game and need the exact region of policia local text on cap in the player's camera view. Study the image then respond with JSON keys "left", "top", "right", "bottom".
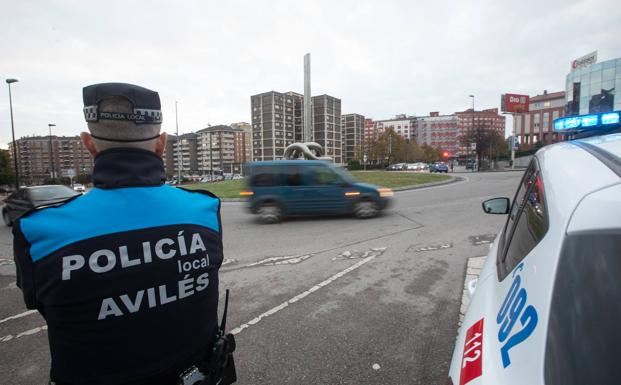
{"left": 12, "top": 83, "right": 236, "bottom": 385}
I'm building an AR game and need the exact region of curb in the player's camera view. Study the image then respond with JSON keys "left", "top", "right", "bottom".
{"left": 452, "top": 169, "right": 525, "bottom": 174}
{"left": 392, "top": 175, "right": 464, "bottom": 192}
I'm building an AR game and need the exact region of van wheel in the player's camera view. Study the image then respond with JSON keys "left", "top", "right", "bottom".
{"left": 3, "top": 210, "right": 12, "bottom": 227}
{"left": 258, "top": 203, "right": 283, "bottom": 224}
{"left": 354, "top": 200, "right": 378, "bottom": 219}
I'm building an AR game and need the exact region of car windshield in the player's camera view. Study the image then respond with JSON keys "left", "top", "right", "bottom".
{"left": 545, "top": 231, "right": 621, "bottom": 385}
{"left": 28, "top": 186, "right": 78, "bottom": 202}
{"left": 332, "top": 166, "right": 355, "bottom": 183}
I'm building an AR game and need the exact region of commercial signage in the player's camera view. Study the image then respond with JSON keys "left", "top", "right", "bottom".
{"left": 554, "top": 111, "right": 620, "bottom": 131}
{"left": 501, "top": 94, "right": 529, "bottom": 113}
{"left": 571, "top": 51, "right": 597, "bottom": 71}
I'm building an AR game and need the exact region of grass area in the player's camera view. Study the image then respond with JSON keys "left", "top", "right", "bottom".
{"left": 183, "top": 171, "right": 452, "bottom": 199}
{"left": 183, "top": 179, "right": 247, "bottom": 198}
{"left": 350, "top": 171, "right": 451, "bottom": 189}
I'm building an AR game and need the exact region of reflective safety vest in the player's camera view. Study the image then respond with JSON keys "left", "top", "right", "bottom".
{"left": 13, "top": 148, "right": 223, "bottom": 385}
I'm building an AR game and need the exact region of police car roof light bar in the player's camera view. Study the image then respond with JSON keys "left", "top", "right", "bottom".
{"left": 554, "top": 110, "right": 621, "bottom": 134}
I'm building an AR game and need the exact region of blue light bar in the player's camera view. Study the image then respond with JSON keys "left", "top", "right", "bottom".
{"left": 602, "top": 112, "right": 620, "bottom": 125}
{"left": 581, "top": 115, "right": 598, "bottom": 127}
{"left": 553, "top": 110, "right": 621, "bottom": 132}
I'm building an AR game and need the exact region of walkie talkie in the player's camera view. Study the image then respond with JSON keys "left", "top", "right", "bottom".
{"left": 201, "top": 289, "right": 237, "bottom": 385}
{"left": 179, "top": 290, "right": 237, "bottom": 385}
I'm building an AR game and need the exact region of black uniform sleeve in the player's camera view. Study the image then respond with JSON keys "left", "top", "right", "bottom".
{"left": 12, "top": 220, "right": 38, "bottom": 309}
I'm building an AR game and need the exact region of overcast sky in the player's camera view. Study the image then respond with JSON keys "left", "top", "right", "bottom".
{"left": 1, "top": 0, "right": 620, "bottom": 148}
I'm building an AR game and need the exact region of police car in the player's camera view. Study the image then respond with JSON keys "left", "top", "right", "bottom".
{"left": 448, "top": 113, "right": 621, "bottom": 385}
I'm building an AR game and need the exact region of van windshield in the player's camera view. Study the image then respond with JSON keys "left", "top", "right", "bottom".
{"left": 332, "top": 167, "right": 356, "bottom": 183}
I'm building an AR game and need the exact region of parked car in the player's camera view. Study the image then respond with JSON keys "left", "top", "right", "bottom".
{"left": 406, "top": 162, "right": 427, "bottom": 171}
{"left": 2, "top": 185, "right": 80, "bottom": 226}
{"left": 386, "top": 163, "right": 406, "bottom": 171}
{"left": 429, "top": 162, "right": 449, "bottom": 173}
{"left": 447, "top": 131, "right": 621, "bottom": 385}
{"left": 243, "top": 160, "right": 393, "bottom": 223}
{"left": 465, "top": 159, "right": 476, "bottom": 170}
{"left": 73, "top": 183, "right": 86, "bottom": 192}
{"left": 232, "top": 174, "right": 244, "bottom": 180}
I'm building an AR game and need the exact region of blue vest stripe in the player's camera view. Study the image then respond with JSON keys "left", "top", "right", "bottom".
{"left": 20, "top": 185, "right": 220, "bottom": 262}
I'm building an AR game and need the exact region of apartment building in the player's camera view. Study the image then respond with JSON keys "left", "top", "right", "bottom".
{"left": 312, "top": 94, "right": 342, "bottom": 164}
{"left": 230, "top": 122, "right": 252, "bottom": 165}
{"left": 513, "top": 91, "right": 565, "bottom": 145}
{"left": 8, "top": 136, "right": 93, "bottom": 186}
{"left": 374, "top": 114, "right": 416, "bottom": 140}
{"left": 455, "top": 108, "right": 506, "bottom": 155}
{"left": 413, "top": 112, "right": 460, "bottom": 156}
{"left": 250, "top": 91, "right": 299, "bottom": 161}
{"left": 341, "top": 113, "right": 365, "bottom": 164}
{"left": 163, "top": 133, "right": 199, "bottom": 177}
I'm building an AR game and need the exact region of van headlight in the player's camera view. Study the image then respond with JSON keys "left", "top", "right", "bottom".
{"left": 378, "top": 188, "right": 394, "bottom": 197}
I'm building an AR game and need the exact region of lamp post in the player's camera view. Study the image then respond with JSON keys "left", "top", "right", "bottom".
{"left": 48, "top": 123, "right": 56, "bottom": 179}
{"left": 469, "top": 94, "right": 476, "bottom": 171}
{"left": 175, "top": 101, "right": 181, "bottom": 184}
{"left": 6, "top": 78, "right": 20, "bottom": 189}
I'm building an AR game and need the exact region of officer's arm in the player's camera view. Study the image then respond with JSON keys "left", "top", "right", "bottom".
{"left": 12, "top": 220, "right": 38, "bottom": 309}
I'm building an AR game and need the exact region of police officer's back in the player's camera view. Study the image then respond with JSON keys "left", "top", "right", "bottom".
{"left": 13, "top": 83, "right": 227, "bottom": 385}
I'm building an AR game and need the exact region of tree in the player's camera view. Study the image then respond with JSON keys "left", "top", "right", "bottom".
{"left": 0, "top": 149, "right": 15, "bottom": 187}
{"left": 420, "top": 144, "right": 442, "bottom": 163}
{"left": 459, "top": 126, "right": 506, "bottom": 169}
{"left": 76, "top": 173, "right": 92, "bottom": 185}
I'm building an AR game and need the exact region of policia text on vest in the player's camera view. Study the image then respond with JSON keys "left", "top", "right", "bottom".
{"left": 60, "top": 231, "right": 213, "bottom": 320}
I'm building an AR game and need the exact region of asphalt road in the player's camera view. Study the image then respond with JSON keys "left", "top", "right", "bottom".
{"left": 0, "top": 171, "right": 522, "bottom": 385}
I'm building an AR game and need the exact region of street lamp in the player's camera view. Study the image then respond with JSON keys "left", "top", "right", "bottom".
{"left": 48, "top": 123, "right": 56, "bottom": 179}
{"left": 6, "top": 78, "right": 20, "bottom": 189}
{"left": 175, "top": 101, "right": 181, "bottom": 184}
{"left": 469, "top": 94, "right": 476, "bottom": 171}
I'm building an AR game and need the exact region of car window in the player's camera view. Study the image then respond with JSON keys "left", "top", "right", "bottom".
{"left": 250, "top": 166, "right": 278, "bottom": 187}
{"left": 545, "top": 232, "right": 621, "bottom": 385}
{"left": 500, "top": 162, "right": 536, "bottom": 250}
{"left": 28, "top": 186, "right": 77, "bottom": 202}
{"left": 309, "top": 166, "right": 342, "bottom": 185}
{"left": 284, "top": 166, "right": 302, "bottom": 186}
{"left": 497, "top": 160, "right": 548, "bottom": 280}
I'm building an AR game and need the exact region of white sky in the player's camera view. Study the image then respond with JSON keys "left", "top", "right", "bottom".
{"left": 1, "top": 0, "right": 620, "bottom": 148}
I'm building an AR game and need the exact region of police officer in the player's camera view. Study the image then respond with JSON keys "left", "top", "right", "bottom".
{"left": 13, "top": 83, "right": 230, "bottom": 385}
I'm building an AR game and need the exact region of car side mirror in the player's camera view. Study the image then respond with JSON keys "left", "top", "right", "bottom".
{"left": 482, "top": 197, "right": 510, "bottom": 214}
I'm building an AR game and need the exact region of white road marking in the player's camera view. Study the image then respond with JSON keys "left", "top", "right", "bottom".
{"left": 332, "top": 247, "right": 386, "bottom": 261}
{"left": 411, "top": 243, "right": 453, "bottom": 252}
{"left": 244, "top": 254, "right": 312, "bottom": 267}
{"left": 0, "top": 325, "right": 47, "bottom": 343}
{"left": 0, "top": 258, "right": 14, "bottom": 266}
{"left": 230, "top": 252, "right": 380, "bottom": 335}
{"left": 0, "top": 309, "right": 38, "bottom": 325}
{"left": 221, "top": 258, "right": 237, "bottom": 266}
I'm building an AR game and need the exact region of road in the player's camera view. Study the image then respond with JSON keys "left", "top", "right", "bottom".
{"left": 0, "top": 171, "right": 522, "bottom": 385}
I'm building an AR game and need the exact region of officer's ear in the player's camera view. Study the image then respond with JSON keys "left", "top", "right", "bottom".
{"left": 155, "top": 132, "right": 167, "bottom": 156}
{"left": 81, "top": 132, "right": 98, "bottom": 156}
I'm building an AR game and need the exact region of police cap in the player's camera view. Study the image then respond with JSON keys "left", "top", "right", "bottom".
{"left": 83, "top": 83, "right": 162, "bottom": 125}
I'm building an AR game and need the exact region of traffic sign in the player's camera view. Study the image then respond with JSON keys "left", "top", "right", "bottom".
{"left": 62, "top": 169, "right": 76, "bottom": 178}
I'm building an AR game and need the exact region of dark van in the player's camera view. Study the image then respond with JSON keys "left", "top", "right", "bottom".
{"left": 242, "top": 160, "right": 393, "bottom": 223}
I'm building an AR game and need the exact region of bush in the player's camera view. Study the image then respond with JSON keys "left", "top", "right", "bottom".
{"left": 347, "top": 160, "right": 361, "bottom": 170}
